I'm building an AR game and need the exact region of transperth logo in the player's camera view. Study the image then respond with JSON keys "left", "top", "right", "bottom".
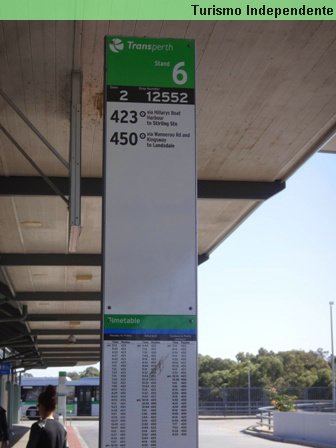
{"left": 109, "top": 38, "right": 124, "bottom": 53}
{"left": 109, "top": 37, "right": 174, "bottom": 53}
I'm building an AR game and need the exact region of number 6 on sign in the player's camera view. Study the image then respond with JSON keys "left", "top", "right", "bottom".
{"left": 173, "top": 62, "right": 188, "bottom": 85}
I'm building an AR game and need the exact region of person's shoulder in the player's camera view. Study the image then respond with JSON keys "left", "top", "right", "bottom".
{"left": 49, "top": 419, "right": 63, "bottom": 425}
{"left": 46, "top": 420, "right": 66, "bottom": 431}
{"left": 30, "top": 420, "right": 40, "bottom": 430}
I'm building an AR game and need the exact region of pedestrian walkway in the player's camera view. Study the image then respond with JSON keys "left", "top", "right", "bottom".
{"left": 7, "top": 424, "right": 30, "bottom": 448}
{"left": 66, "top": 424, "right": 83, "bottom": 448}
{"left": 9, "top": 421, "right": 84, "bottom": 448}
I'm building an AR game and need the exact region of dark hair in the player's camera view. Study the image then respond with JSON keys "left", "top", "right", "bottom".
{"left": 38, "top": 385, "right": 57, "bottom": 412}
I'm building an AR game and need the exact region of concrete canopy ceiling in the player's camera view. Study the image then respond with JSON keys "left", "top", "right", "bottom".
{"left": 0, "top": 20, "right": 335, "bottom": 369}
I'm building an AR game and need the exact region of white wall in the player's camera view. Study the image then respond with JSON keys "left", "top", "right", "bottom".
{"left": 274, "top": 410, "right": 336, "bottom": 446}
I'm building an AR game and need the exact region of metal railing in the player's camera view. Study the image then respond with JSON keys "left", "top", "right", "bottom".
{"left": 256, "top": 401, "right": 336, "bottom": 432}
{"left": 199, "top": 401, "right": 267, "bottom": 416}
{"left": 256, "top": 406, "right": 274, "bottom": 430}
{"left": 295, "top": 400, "right": 336, "bottom": 413}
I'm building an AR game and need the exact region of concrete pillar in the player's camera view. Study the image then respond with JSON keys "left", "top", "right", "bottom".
{"left": 12, "top": 383, "right": 20, "bottom": 424}
{"left": 6, "top": 380, "right": 13, "bottom": 430}
{"left": 58, "top": 371, "right": 67, "bottom": 424}
{"left": 0, "top": 376, "right": 9, "bottom": 410}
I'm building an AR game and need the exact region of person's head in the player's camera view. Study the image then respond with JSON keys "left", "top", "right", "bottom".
{"left": 38, "top": 385, "right": 57, "bottom": 419}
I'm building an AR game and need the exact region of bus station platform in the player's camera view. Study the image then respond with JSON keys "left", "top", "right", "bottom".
{"left": 10, "top": 422, "right": 84, "bottom": 448}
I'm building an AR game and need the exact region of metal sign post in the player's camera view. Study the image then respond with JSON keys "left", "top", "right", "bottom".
{"left": 101, "top": 36, "right": 197, "bottom": 448}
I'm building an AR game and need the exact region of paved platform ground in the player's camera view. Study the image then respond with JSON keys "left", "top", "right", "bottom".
{"left": 11, "top": 418, "right": 328, "bottom": 448}
{"left": 9, "top": 420, "right": 84, "bottom": 448}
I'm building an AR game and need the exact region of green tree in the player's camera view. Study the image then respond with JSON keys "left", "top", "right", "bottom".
{"left": 315, "top": 368, "right": 332, "bottom": 387}
{"left": 199, "top": 354, "right": 235, "bottom": 375}
{"left": 198, "top": 348, "right": 332, "bottom": 391}
{"left": 255, "top": 356, "right": 284, "bottom": 387}
{"left": 66, "top": 371, "right": 80, "bottom": 380}
{"left": 80, "top": 366, "right": 100, "bottom": 377}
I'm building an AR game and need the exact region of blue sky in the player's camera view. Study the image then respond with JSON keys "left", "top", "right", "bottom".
{"left": 198, "top": 152, "right": 336, "bottom": 360}
{"left": 30, "top": 151, "right": 336, "bottom": 376}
